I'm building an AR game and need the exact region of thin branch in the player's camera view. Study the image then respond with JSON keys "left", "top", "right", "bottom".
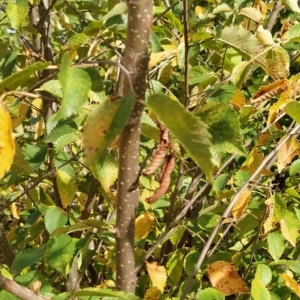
{"left": 1, "top": 151, "right": 83, "bottom": 211}
{"left": 266, "top": 0, "right": 282, "bottom": 32}
{"left": 180, "top": 123, "right": 300, "bottom": 299}
{"left": 182, "top": 0, "right": 189, "bottom": 106}
{"left": 0, "top": 274, "right": 49, "bottom": 300}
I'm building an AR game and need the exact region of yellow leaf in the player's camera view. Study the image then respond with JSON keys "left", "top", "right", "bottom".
{"left": 32, "top": 98, "right": 45, "bottom": 140}
{"left": 11, "top": 102, "right": 29, "bottom": 129}
{"left": 242, "top": 148, "right": 271, "bottom": 176}
{"left": 256, "top": 25, "right": 274, "bottom": 45}
{"left": 56, "top": 169, "right": 76, "bottom": 208}
{"left": 135, "top": 212, "right": 155, "bottom": 239}
{"left": 207, "top": 261, "right": 249, "bottom": 295}
{"left": 146, "top": 262, "right": 167, "bottom": 292}
{"left": 279, "top": 273, "right": 300, "bottom": 297}
{"left": 277, "top": 136, "right": 299, "bottom": 173}
{"left": 10, "top": 202, "right": 19, "bottom": 219}
{"left": 149, "top": 45, "right": 177, "bottom": 68}
{"left": 230, "top": 89, "right": 246, "bottom": 110}
{"left": 195, "top": 6, "right": 207, "bottom": 19}
{"left": 144, "top": 287, "right": 161, "bottom": 300}
{"left": 232, "top": 189, "right": 252, "bottom": 221}
{"left": 239, "top": 7, "right": 263, "bottom": 23}
{"left": 0, "top": 105, "right": 15, "bottom": 179}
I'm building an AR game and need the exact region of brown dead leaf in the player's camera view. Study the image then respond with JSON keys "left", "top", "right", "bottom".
{"left": 250, "top": 79, "right": 289, "bottom": 104}
{"left": 207, "top": 260, "right": 249, "bottom": 295}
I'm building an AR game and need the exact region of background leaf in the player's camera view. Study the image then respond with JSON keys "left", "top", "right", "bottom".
{"left": 147, "top": 94, "right": 213, "bottom": 181}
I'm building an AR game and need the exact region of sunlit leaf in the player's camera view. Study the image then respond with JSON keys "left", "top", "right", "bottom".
{"left": 56, "top": 169, "right": 76, "bottom": 208}
{"left": 255, "top": 264, "right": 272, "bottom": 286}
{"left": 230, "top": 89, "right": 246, "bottom": 110}
{"left": 196, "top": 288, "right": 225, "bottom": 300}
{"left": 281, "top": 0, "right": 300, "bottom": 13}
{"left": 239, "top": 7, "right": 263, "bottom": 23}
{"left": 267, "top": 232, "right": 285, "bottom": 261}
{"left": 82, "top": 92, "right": 135, "bottom": 175}
{"left": 146, "top": 262, "right": 167, "bottom": 292}
{"left": 44, "top": 207, "right": 68, "bottom": 234}
{"left": 251, "top": 277, "right": 271, "bottom": 300}
{"left": 279, "top": 273, "right": 300, "bottom": 297}
{"left": 135, "top": 212, "right": 155, "bottom": 239}
{"left": 147, "top": 94, "right": 213, "bottom": 181}
{"left": 54, "top": 53, "right": 91, "bottom": 121}
{"left": 280, "top": 210, "right": 300, "bottom": 246}
{"left": 232, "top": 188, "right": 252, "bottom": 221}
{"left": 166, "top": 250, "right": 184, "bottom": 285}
{"left": 207, "top": 261, "right": 249, "bottom": 295}
{"left": 74, "top": 288, "right": 140, "bottom": 299}
{"left": 6, "top": 0, "right": 29, "bottom": 30}
{"left": 286, "top": 101, "right": 300, "bottom": 123}
{"left": 0, "top": 105, "right": 15, "bottom": 179}
{"left": 277, "top": 136, "right": 299, "bottom": 173}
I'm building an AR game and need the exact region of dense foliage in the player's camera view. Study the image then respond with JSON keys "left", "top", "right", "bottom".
{"left": 1, "top": 0, "right": 300, "bottom": 299}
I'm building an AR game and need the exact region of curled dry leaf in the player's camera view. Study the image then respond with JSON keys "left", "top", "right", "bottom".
{"left": 144, "top": 127, "right": 169, "bottom": 175}
{"left": 146, "top": 155, "right": 175, "bottom": 204}
{"left": 207, "top": 260, "right": 249, "bottom": 295}
{"left": 250, "top": 79, "right": 289, "bottom": 104}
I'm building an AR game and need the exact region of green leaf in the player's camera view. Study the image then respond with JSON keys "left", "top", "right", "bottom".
{"left": 290, "top": 159, "right": 300, "bottom": 176}
{"left": 169, "top": 226, "right": 185, "bottom": 247}
{"left": 0, "top": 62, "right": 49, "bottom": 93}
{"left": 218, "top": 26, "right": 264, "bottom": 65}
{"left": 251, "top": 277, "right": 271, "bottom": 300}
{"left": 166, "top": 250, "right": 184, "bottom": 285}
{"left": 23, "top": 143, "right": 47, "bottom": 170}
{"left": 196, "top": 103, "right": 245, "bottom": 156}
{"left": 286, "top": 102, "right": 300, "bottom": 124}
{"left": 51, "top": 223, "right": 92, "bottom": 237}
{"left": 285, "top": 23, "right": 300, "bottom": 42}
{"left": 281, "top": 0, "right": 300, "bottom": 13}
{"left": 269, "top": 194, "right": 287, "bottom": 222}
{"left": 55, "top": 53, "right": 91, "bottom": 120}
{"left": 11, "top": 246, "right": 45, "bottom": 276}
{"left": 0, "top": 290, "right": 20, "bottom": 300}
{"left": 147, "top": 94, "right": 213, "bottom": 181}
{"left": 44, "top": 235, "right": 75, "bottom": 276}
{"left": 269, "top": 260, "right": 300, "bottom": 273}
{"left": 11, "top": 143, "right": 35, "bottom": 175}
{"left": 280, "top": 210, "right": 300, "bottom": 246}
{"left": 73, "top": 288, "right": 141, "bottom": 299}
{"left": 82, "top": 92, "right": 135, "bottom": 174}
{"left": 94, "top": 152, "right": 118, "bottom": 193}
{"left": 6, "top": 0, "right": 29, "bottom": 30}
{"left": 267, "top": 232, "right": 285, "bottom": 261}
{"left": 67, "top": 33, "right": 88, "bottom": 49}
{"left": 184, "top": 250, "right": 200, "bottom": 276}
{"left": 38, "top": 80, "right": 63, "bottom": 98}
{"left": 255, "top": 264, "right": 272, "bottom": 286}
{"left": 44, "top": 207, "right": 68, "bottom": 234}
{"left": 102, "top": 2, "right": 127, "bottom": 22}
{"left": 196, "top": 288, "right": 225, "bottom": 300}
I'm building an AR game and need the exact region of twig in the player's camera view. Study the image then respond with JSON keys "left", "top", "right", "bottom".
{"left": 0, "top": 274, "right": 49, "bottom": 300}
{"left": 1, "top": 151, "right": 83, "bottom": 211}
{"left": 182, "top": 0, "right": 189, "bottom": 106}
{"left": 180, "top": 123, "right": 300, "bottom": 299}
{"left": 266, "top": 0, "right": 282, "bottom": 32}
